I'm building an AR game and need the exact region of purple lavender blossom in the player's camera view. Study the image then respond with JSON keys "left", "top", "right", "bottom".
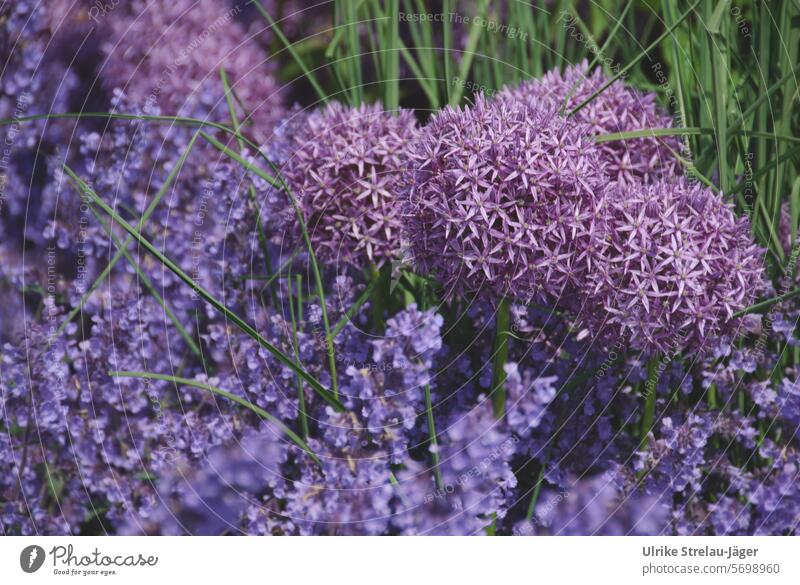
{"left": 518, "top": 468, "right": 670, "bottom": 535}
{"left": 393, "top": 400, "right": 518, "bottom": 535}
{"left": 405, "top": 94, "right": 608, "bottom": 303}
{"left": 283, "top": 412, "right": 395, "bottom": 536}
{"left": 500, "top": 60, "right": 684, "bottom": 186}
{"left": 123, "top": 427, "right": 288, "bottom": 535}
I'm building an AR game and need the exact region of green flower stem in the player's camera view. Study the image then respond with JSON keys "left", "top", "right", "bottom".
{"left": 424, "top": 383, "right": 443, "bottom": 490}
{"left": 287, "top": 274, "right": 310, "bottom": 439}
{"left": 640, "top": 354, "right": 662, "bottom": 448}
{"left": 369, "top": 264, "right": 388, "bottom": 334}
{"left": 491, "top": 297, "right": 511, "bottom": 418}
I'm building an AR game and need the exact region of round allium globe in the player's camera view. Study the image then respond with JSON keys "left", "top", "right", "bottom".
{"left": 404, "top": 94, "right": 607, "bottom": 302}
{"left": 281, "top": 102, "right": 418, "bottom": 267}
{"left": 101, "top": 0, "right": 285, "bottom": 138}
{"left": 499, "top": 60, "right": 683, "bottom": 186}
{"left": 583, "top": 178, "right": 765, "bottom": 354}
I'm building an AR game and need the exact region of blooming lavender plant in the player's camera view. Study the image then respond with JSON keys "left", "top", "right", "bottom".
{"left": 393, "top": 399, "right": 518, "bottom": 535}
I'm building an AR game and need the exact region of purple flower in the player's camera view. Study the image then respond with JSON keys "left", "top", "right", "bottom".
{"left": 583, "top": 178, "right": 765, "bottom": 354}
{"left": 405, "top": 94, "right": 608, "bottom": 303}
{"left": 500, "top": 60, "right": 684, "bottom": 186}
{"left": 100, "top": 0, "right": 285, "bottom": 141}
{"left": 122, "top": 427, "right": 288, "bottom": 535}
{"left": 520, "top": 468, "right": 670, "bottom": 535}
{"left": 279, "top": 102, "right": 418, "bottom": 267}
{"left": 393, "top": 400, "right": 518, "bottom": 535}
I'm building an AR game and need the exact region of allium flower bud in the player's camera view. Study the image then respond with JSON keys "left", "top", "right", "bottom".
{"left": 584, "top": 178, "right": 765, "bottom": 353}
{"left": 500, "top": 60, "right": 683, "bottom": 186}
{"left": 281, "top": 102, "right": 418, "bottom": 267}
{"left": 405, "top": 94, "right": 607, "bottom": 303}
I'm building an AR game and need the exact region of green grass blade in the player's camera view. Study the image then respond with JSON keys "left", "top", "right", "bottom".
{"left": 449, "top": 0, "right": 490, "bottom": 107}
{"left": 219, "top": 66, "right": 279, "bottom": 307}
{"left": 331, "top": 267, "right": 387, "bottom": 337}
{"left": 77, "top": 197, "right": 202, "bottom": 358}
{"left": 383, "top": 0, "right": 400, "bottom": 110}
{"left": 287, "top": 273, "right": 310, "bottom": 439}
{"left": 52, "top": 130, "right": 202, "bottom": 344}
{"left": 252, "top": 1, "right": 329, "bottom": 104}
{"left": 198, "top": 131, "right": 340, "bottom": 397}
{"left": 570, "top": 0, "right": 702, "bottom": 117}
{"left": 424, "top": 383, "right": 443, "bottom": 489}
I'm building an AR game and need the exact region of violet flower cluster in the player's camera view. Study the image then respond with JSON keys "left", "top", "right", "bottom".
{"left": 279, "top": 102, "right": 418, "bottom": 267}
{"left": 1, "top": 0, "right": 796, "bottom": 537}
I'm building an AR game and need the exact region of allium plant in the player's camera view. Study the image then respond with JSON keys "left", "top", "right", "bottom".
{"left": 100, "top": 0, "right": 285, "bottom": 139}
{"left": 279, "top": 102, "right": 418, "bottom": 268}
{"left": 404, "top": 94, "right": 607, "bottom": 303}
{"left": 500, "top": 60, "right": 684, "bottom": 186}
{"left": 583, "top": 178, "right": 764, "bottom": 354}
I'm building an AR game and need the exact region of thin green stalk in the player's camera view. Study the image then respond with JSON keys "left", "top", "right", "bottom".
{"left": 587, "top": 0, "right": 633, "bottom": 74}
{"left": 570, "top": 0, "right": 701, "bottom": 117}
{"left": 448, "top": 0, "right": 490, "bottom": 107}
{"left": 491, "top": 297, "right": 511, "bottom": 418}
{"left": 442, "top": 0, "right": 453, "bottom": 105}
{"left": 219, "top": 66, "right": 278, "bottom": 308}
{"left": 734, "top": 286, "right": 800, "bottom": 318}
{"left": 198, "top": 130, "right": 339, "bottom": 397}
{"left": 111, "top": 371, "right": 320, "bottom": 465}
{"left": 62, "top": 164, "right": 343, "bottom": 412}
{"left": 640, "top": 355, "right": 661, "bottom": 448}
{"left": 287, "top": 274, "right": 309, "bottom": 439}
{"left": 661, "top": 0, "right": 693, "bottom": 156}
{"left": 369, "top": 264, "right": 388, "bottom": 333}
{"left": 424, "top": 383, "right": 443, "bottom": 490}
{"left": 339, "top": 0, "right": 364, "bottom": 105}
{"left": 398, "top": 39, "right": 440, "bottom": 108}
{"left": 79, "top": 199, "right": 202, "bottom": 358}
{"left": 383, "top": 0, "right": 399, "bottom": 110}
{"left": 707, "top": 0, "right": 731, "bottom": 194}
{"left": 252, "top": 1, "right": 328, "bottom": 104}
{"left": 332, "top": 269, "right": 387, "bottom": 337}
{"left": 525, "top": 461, "right": 547, "bottom": 521}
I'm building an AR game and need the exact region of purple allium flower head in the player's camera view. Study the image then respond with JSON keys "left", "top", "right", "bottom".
{"left": 584, "top": 178, "right": 765, "bottom": 354}
{"left": 500, "top": 60, "right": 684, "bottom": 186}
{"left": 280, "top": 102, "right": 418, "bottom": 267}
{"left": 405, "top": 94, "right": 607, "bottom": 303}
{"left": 101, "top": 0, "right": 285, "bottom": 139}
